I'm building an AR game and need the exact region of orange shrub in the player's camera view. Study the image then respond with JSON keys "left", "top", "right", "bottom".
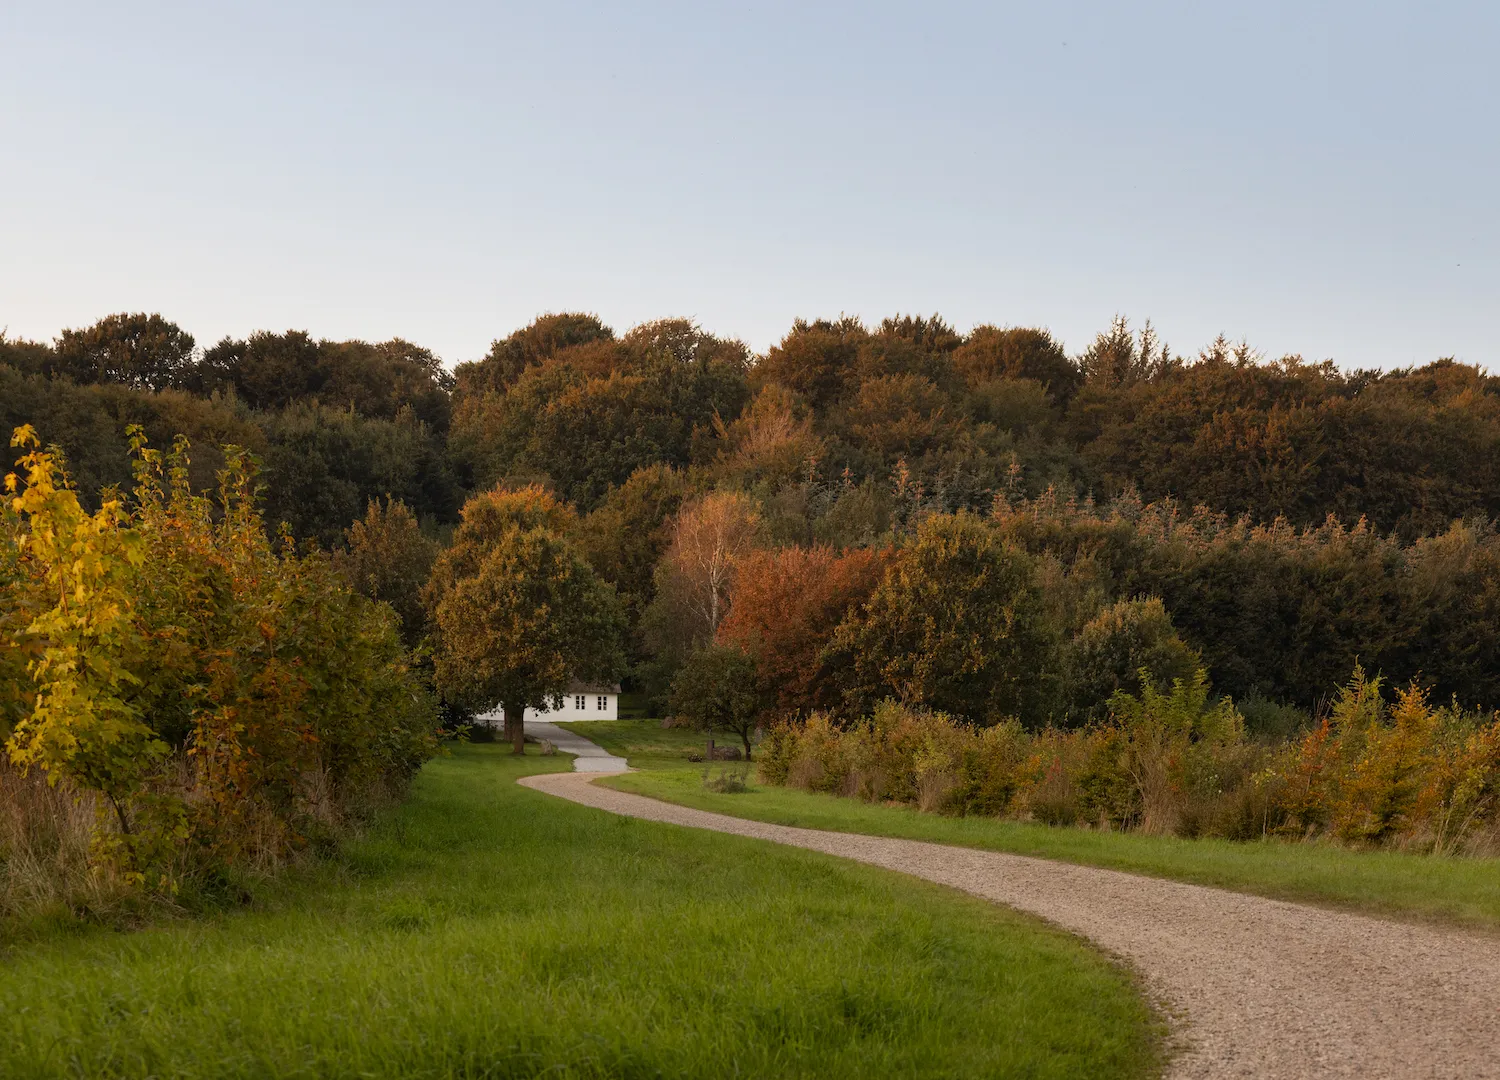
{"left": 757, "top": 665, "right": 1500, "bottom": 854}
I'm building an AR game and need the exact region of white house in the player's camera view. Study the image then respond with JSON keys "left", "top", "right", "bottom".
{"left": 524, "top": 679, "right": 620, "bottom": 722}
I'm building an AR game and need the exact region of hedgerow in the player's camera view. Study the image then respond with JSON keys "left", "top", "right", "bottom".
{"left": 1, "top": 426, "right": 437, "bottom": 914}
{"left": 760, "top": 668, "right": 1500, "bottom": 854}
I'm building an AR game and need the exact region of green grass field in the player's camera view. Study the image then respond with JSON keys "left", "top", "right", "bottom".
{"left": 1, "top": 745, "right": 1161, "bottom": 1079}
{"left": 561, "top": 720, "right": 1500, "bottom": 933}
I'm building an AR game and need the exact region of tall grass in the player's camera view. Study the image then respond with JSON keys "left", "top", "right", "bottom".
{"left": 0, "top": 758, "right": 114, "bottom": 922}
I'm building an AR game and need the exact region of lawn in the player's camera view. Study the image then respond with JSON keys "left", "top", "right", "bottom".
{"left": 1, "top": 745, "right": 1161, "bottom": 1079}
{"left": 564, "top": 721, "right": 1500, "bottom": 933}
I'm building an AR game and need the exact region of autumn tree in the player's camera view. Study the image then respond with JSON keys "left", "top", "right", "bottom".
{"left": 952, "top": 326, "right": 1080, "bottom": 403}
{"left": 753, "top": 317, "right": 867, "bottom": 412}
{"left": 575, "top": 464, "right": 690, "bottom": 626}
{"left": 1063, "top": 597, "right": 1201, "bottom": 725}
{"left": 637, "top": 490, "right": 762, "bottom": 705}
{"left": 3, "top": 427, "right": 153, "bottom": 834}
{"left": 54, "top": 313, "right": 196, "bottom": 391}
{"left": 3, "top": 426, "right": 437, "bottom": 878}
{"left": 453, "top": 312, "right": 616, "bottom": 397}
{"left": 712, "top": 384, "right": 824, "bottom": 490}
{"left": 450, "top": 321, "right": 749, "bottom": 511}
{"left": 854, "top": 314, "right": 962, "bottom": 386}
{"left": 254, "top": 402, "right": 460, "bottom": 548}
{"left": 1078, "top": 316, "right": 1171, "bottom": 387}
{"left": 336, "top": 497, "right": 439, "bottom": 646}
{"left": 642, "top": 491, "right": 760, "bottom": 644}
{"left": 828, "top": 512, "right": 1054, "bottom": 725}
{"left": 843, "top": 374, "right": 954, "bottom": 461}
{"left": 314, "top": 338, "right": 454, "bottom": 430}
{"left": 669, "top": 644, "right": 763, "bottom": 759}
{"left": 193, "top": 330, "right": 323, "bottom": 409}
{"left": 716, "top": 544, "right": 889, "bottom": 718}
{"left": 0, "top": 332, "right": 55, "bottom": 378}
{"left": 425, "top": 486, "right": 624, "bottom": 753}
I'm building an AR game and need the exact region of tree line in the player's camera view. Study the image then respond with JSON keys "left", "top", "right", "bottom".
{"left": 7, "top": 309, "right": 1500, "bottom": 548}
{"left": 5, "top": 307, "right": 1500, "bottom": 873}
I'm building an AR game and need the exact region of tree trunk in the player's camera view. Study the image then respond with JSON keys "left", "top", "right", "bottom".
{"left": 741, "top": 730, "right": 753, "bottom": 762}
{"left": 505, "top": 703, "right": 526, "bottom": 755}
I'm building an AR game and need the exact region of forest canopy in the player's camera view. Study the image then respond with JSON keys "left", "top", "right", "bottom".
{"left": 5, "top": 308, "right": 1500, "bottom": 723}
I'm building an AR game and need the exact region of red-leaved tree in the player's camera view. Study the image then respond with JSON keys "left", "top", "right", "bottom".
{"left": 716, "top": 544, "right": 890, "bottom": 719}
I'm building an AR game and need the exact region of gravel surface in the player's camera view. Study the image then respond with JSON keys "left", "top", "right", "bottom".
{"left": 516, "top": 719, "right": 628, "bottom": 771}
{"left": 521, "top": 770, "right": 1500, "bottom": 1079}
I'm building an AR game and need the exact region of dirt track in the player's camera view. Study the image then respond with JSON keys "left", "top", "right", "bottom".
{"left": 521, "top": 770, "right": 1500, "bottom": 1079}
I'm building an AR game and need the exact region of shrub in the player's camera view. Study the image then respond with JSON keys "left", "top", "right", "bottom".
{"left": 702, "top": 766, "right": 751, "bottom": 793}
{"left": 1093, "top": 671, "right": 1246, "bottom": 835}
{"left": 1064, "top": 598, "right": 1199, "bottom": 725}
{"left": 1272, "top": 669, "right": 1500, "bottom": 852}
{"left": 1, "top": 426, "right": 439, "bottom": 906}
{"left": 753, "top": 663, "right": 1500, "bottom": 854}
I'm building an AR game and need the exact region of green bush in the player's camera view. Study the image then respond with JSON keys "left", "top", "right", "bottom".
{"left": 1064, "top": 597, "right": 1200, "bottom": 724}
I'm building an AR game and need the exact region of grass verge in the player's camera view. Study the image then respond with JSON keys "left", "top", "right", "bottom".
{"left": 564, "top": 720, "right": 1500, "bottom": 933}
{"left": 1, "top": 744, "right": 1161, "bottom": 1079}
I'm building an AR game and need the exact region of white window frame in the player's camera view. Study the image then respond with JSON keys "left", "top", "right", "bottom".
{"left": 597, "top": 696, "right": 606, "bottom": 711}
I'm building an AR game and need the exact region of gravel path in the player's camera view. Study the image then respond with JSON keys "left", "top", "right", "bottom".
{"left": 508, "top": 718, "right": 628, "bottom": 771}
{"left": 521, "top": 769, "right": 1500, "bottom": 1079}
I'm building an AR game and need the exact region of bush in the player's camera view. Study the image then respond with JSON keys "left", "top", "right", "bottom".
{"left": 702, "top": 766, "right": 751, "bottom": 793}
{"left": 1064, "top": 598, "right": 1200, "bottom": 725}
{"left": 755, "top": 663, "right": 1500, "bottom": 854}
{"left": 1, "top": 426, "right": 439, "bottom": 910}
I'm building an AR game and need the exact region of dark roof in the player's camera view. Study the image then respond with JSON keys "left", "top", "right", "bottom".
{"left": 565, "top": 678, "right": 621, "bottom": 695}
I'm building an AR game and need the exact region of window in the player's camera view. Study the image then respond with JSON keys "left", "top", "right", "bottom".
{"left": 597, "top": 696, "right": 606, "bottom": 711}
{"left": 575, "top": 695, "right": 585, "bottom": 710}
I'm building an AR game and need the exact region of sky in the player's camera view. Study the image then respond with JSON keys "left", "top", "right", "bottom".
{"left": 2, "top": 1, "right": 1495, "bottom": 371}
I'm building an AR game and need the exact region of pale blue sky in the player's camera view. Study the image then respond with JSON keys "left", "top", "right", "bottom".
{"left": 2, "top": 1, "right": 1495, "bottom": 370}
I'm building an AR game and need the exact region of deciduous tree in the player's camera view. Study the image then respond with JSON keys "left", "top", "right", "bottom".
{"left": 426, "top": 486, "right": 624, "bottom": 753}
{"left": 669, "top": 644, "right": 763, "bottom": 759}
{"left": 828, "top": 512, "right": 1053, "bottom": 725}
{"left": 575, "top": 464, "right": 690, "bottom": 625}
{"left": 952, "top": 326, "right": 1080, "bottom": 403}
{"left": 717, "top": 544, "right": 889, "bottom": 717}
{"left": 54, "top": 313, "right": 196, "bottom": 391}
{"left": 1064, "top": 597, "right": 1201, "bottom": 725}
{"left": 337, "top": 497, "right": 439, "bottom": 646}
{"left": 637, "top": 490, "right": 762, "bottom": 706}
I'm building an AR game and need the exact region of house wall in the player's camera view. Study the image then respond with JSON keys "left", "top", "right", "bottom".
{"left": 525, "top": 693, "right": 617, "bottom": 723}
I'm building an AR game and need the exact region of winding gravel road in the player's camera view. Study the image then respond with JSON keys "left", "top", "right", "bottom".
{"left": 521, "top": 767, "right": 1500, "bottom": 1079}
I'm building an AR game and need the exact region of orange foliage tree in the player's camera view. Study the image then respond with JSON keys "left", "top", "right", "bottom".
{"left": 716, "top": 544, "right": 889, "bottom": 719}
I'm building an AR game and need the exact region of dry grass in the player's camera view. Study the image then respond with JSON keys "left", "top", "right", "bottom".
{"left": 0, "top": 758, "right": 121, "bottom": 921}
{"left": 0, "top": 757, "right": 403, "bottom": 935}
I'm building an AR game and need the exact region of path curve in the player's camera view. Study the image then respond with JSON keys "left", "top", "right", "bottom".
{"left": 521, "top": 769, "right": 1500, "bottom": 1079}
{"left": 521, "top": 719, "right": 628, "bottom": 772}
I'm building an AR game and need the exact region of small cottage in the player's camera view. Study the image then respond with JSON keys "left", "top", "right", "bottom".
{"left": 524, "top": 679, "right": 621, "bottom": 722}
